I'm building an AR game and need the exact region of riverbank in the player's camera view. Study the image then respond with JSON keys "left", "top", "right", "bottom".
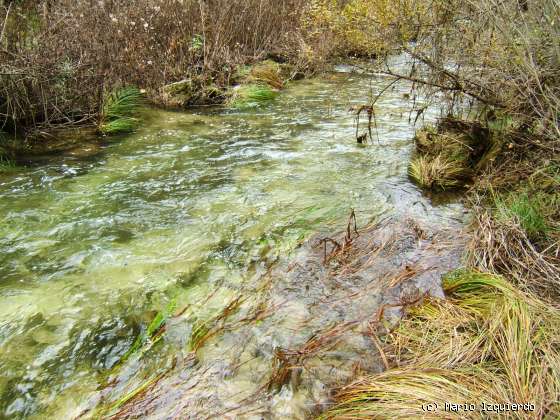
{"left": 1, "top": 0, "right": 414, "bottom": 156}
{"left": 1, "top": 1, "right": 558, "bottom": 418}
{"left": 318, "top": 106, "right": 560, "bottom": 418}
{"left": 321, "top": 269, "right": 560, "bottom": 419}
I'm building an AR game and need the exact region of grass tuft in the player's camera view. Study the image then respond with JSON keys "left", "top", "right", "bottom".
{"left": 409, "top": 119, "right": 489, "bottom": 191}
{"left": 495, "top": 192, "right": 553, "bottom": 240}
{"left": 228, "top": 84, "right": 278, "bottom": 108}
{"left": 408, "top": 154, "right": 466, "bottom": 190}
{"left": 321, "top": 270, "right": 560, "bottom": 419}
{"left": 247, "top": 61, "right": 285, "bottom": 89}
{"left": 99, "top": 117, "right": 139, "bottom": 135}
{"left": 99, "top": 86, "right": 143, "bottom": 135}
{"left": 0, "top": 155, "right": 18, "bottom": 173}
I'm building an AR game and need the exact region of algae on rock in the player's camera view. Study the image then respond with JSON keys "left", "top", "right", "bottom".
{"left": 160, "top": 77, "right": 225, "bottom": 108}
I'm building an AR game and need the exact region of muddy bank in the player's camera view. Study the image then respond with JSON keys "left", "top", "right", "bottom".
{"left": 90, "top": 216, "right": 467, "bottom": 419}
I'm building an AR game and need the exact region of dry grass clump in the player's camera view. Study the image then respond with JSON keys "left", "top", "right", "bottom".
{"left": 247, "top": 61, "right": 285, "bottom": 90}
{"left": 467, "top": 197, "right": 560, "bottom": 299}
{"left": 465, "top": 134, "right": 560, "bottom": 297}
{"left": 321, "top": 270, "right": 560, "bottom": 419}
{"left": 408, "top": 118, "right": 489, "bottom": 191}
{"left": 408, "top": 154, "right": 465, "bottom": 190}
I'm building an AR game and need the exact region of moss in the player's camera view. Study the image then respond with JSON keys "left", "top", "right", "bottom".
{"left": 159, "top": 77, "right": 226, "bottom": 108}
{"left": 227, "top": 84, "right": 278, "bottom": 108}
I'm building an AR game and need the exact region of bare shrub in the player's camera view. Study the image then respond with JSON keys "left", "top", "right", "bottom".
{"left": 0, "top": 0, "right": 308, "bottom": 137}
{"left": 373, "top": 0, "right": 560, "bottom": 145}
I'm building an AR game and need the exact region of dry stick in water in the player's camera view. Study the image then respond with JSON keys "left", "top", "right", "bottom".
{"left": 267, "top": 320, "right": 359, "bottom": 391}
{"left": 317, "top": 209, "right": 361, "bottom": 265}
{"left": 350, "top": 105, "right": 379, "bottom": 144}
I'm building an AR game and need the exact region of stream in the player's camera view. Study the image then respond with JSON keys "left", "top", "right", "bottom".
{"left": 0, "top": 66, "right": 467, "bottom": 418}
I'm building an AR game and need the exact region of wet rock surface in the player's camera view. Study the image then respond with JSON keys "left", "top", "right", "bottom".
{"left": 99, "top": 217, "right": 466, "bottom": 419}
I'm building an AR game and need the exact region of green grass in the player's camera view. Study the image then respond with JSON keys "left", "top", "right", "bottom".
{"left": 486, "top": 110, "right": 515, "bottom": 134}
{"left": 228, "top": 84, "right": 278, "bottom": 108}
{"left": 188, "top": 320, "right": 210, "bottom": 352}
{"left": 495, "top": 192, "right": 552, "bottom": 239}
{"left": 99, "top": 86, "right": 143, "bottom": 135}
{"left": 99, "top": 117, "right": 139, "bottom": 135}
{"left": 120, "top": 299, "right": 176, "bottom": 363}
{"left": 320, "top": 270, "right": 560, "bottom": 419}
{"left": 0, "top": 155, "right": 18, "bottom": 173}
{"left": 106, "top": 372, "right": 166, "bottom": 414}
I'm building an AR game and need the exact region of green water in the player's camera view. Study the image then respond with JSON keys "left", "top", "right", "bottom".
{"left": 0, "top": 70, "right": 465, "bottom": 418}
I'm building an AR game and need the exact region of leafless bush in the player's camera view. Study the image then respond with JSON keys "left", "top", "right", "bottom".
{"left": 0, "top": 0, "right": 308, "bottom": 137}
{"left": 375, "top": 0, "right": 559, "bottom": 146}
{"left": 361, "top": 0, "right": 560, "bottom": 296}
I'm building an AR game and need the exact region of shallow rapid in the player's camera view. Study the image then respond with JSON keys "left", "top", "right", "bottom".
{"left": 0, "top": 67, "right": 466, "bottom": 418}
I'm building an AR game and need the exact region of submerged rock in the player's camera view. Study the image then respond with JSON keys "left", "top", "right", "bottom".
{"left": 63, "top": 143, "right": 101, "bottom": 159}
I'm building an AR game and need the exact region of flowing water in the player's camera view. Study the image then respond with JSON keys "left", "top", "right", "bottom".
{"left": 0, "top": 67, "right": 467, "bottom": 418}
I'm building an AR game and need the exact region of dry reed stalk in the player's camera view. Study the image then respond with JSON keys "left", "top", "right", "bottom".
{"left": 267, "top": 321, "right": 359, "bottom": 391}
{"left": 467, "top": 205, "right": 560, "bottom": 298}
